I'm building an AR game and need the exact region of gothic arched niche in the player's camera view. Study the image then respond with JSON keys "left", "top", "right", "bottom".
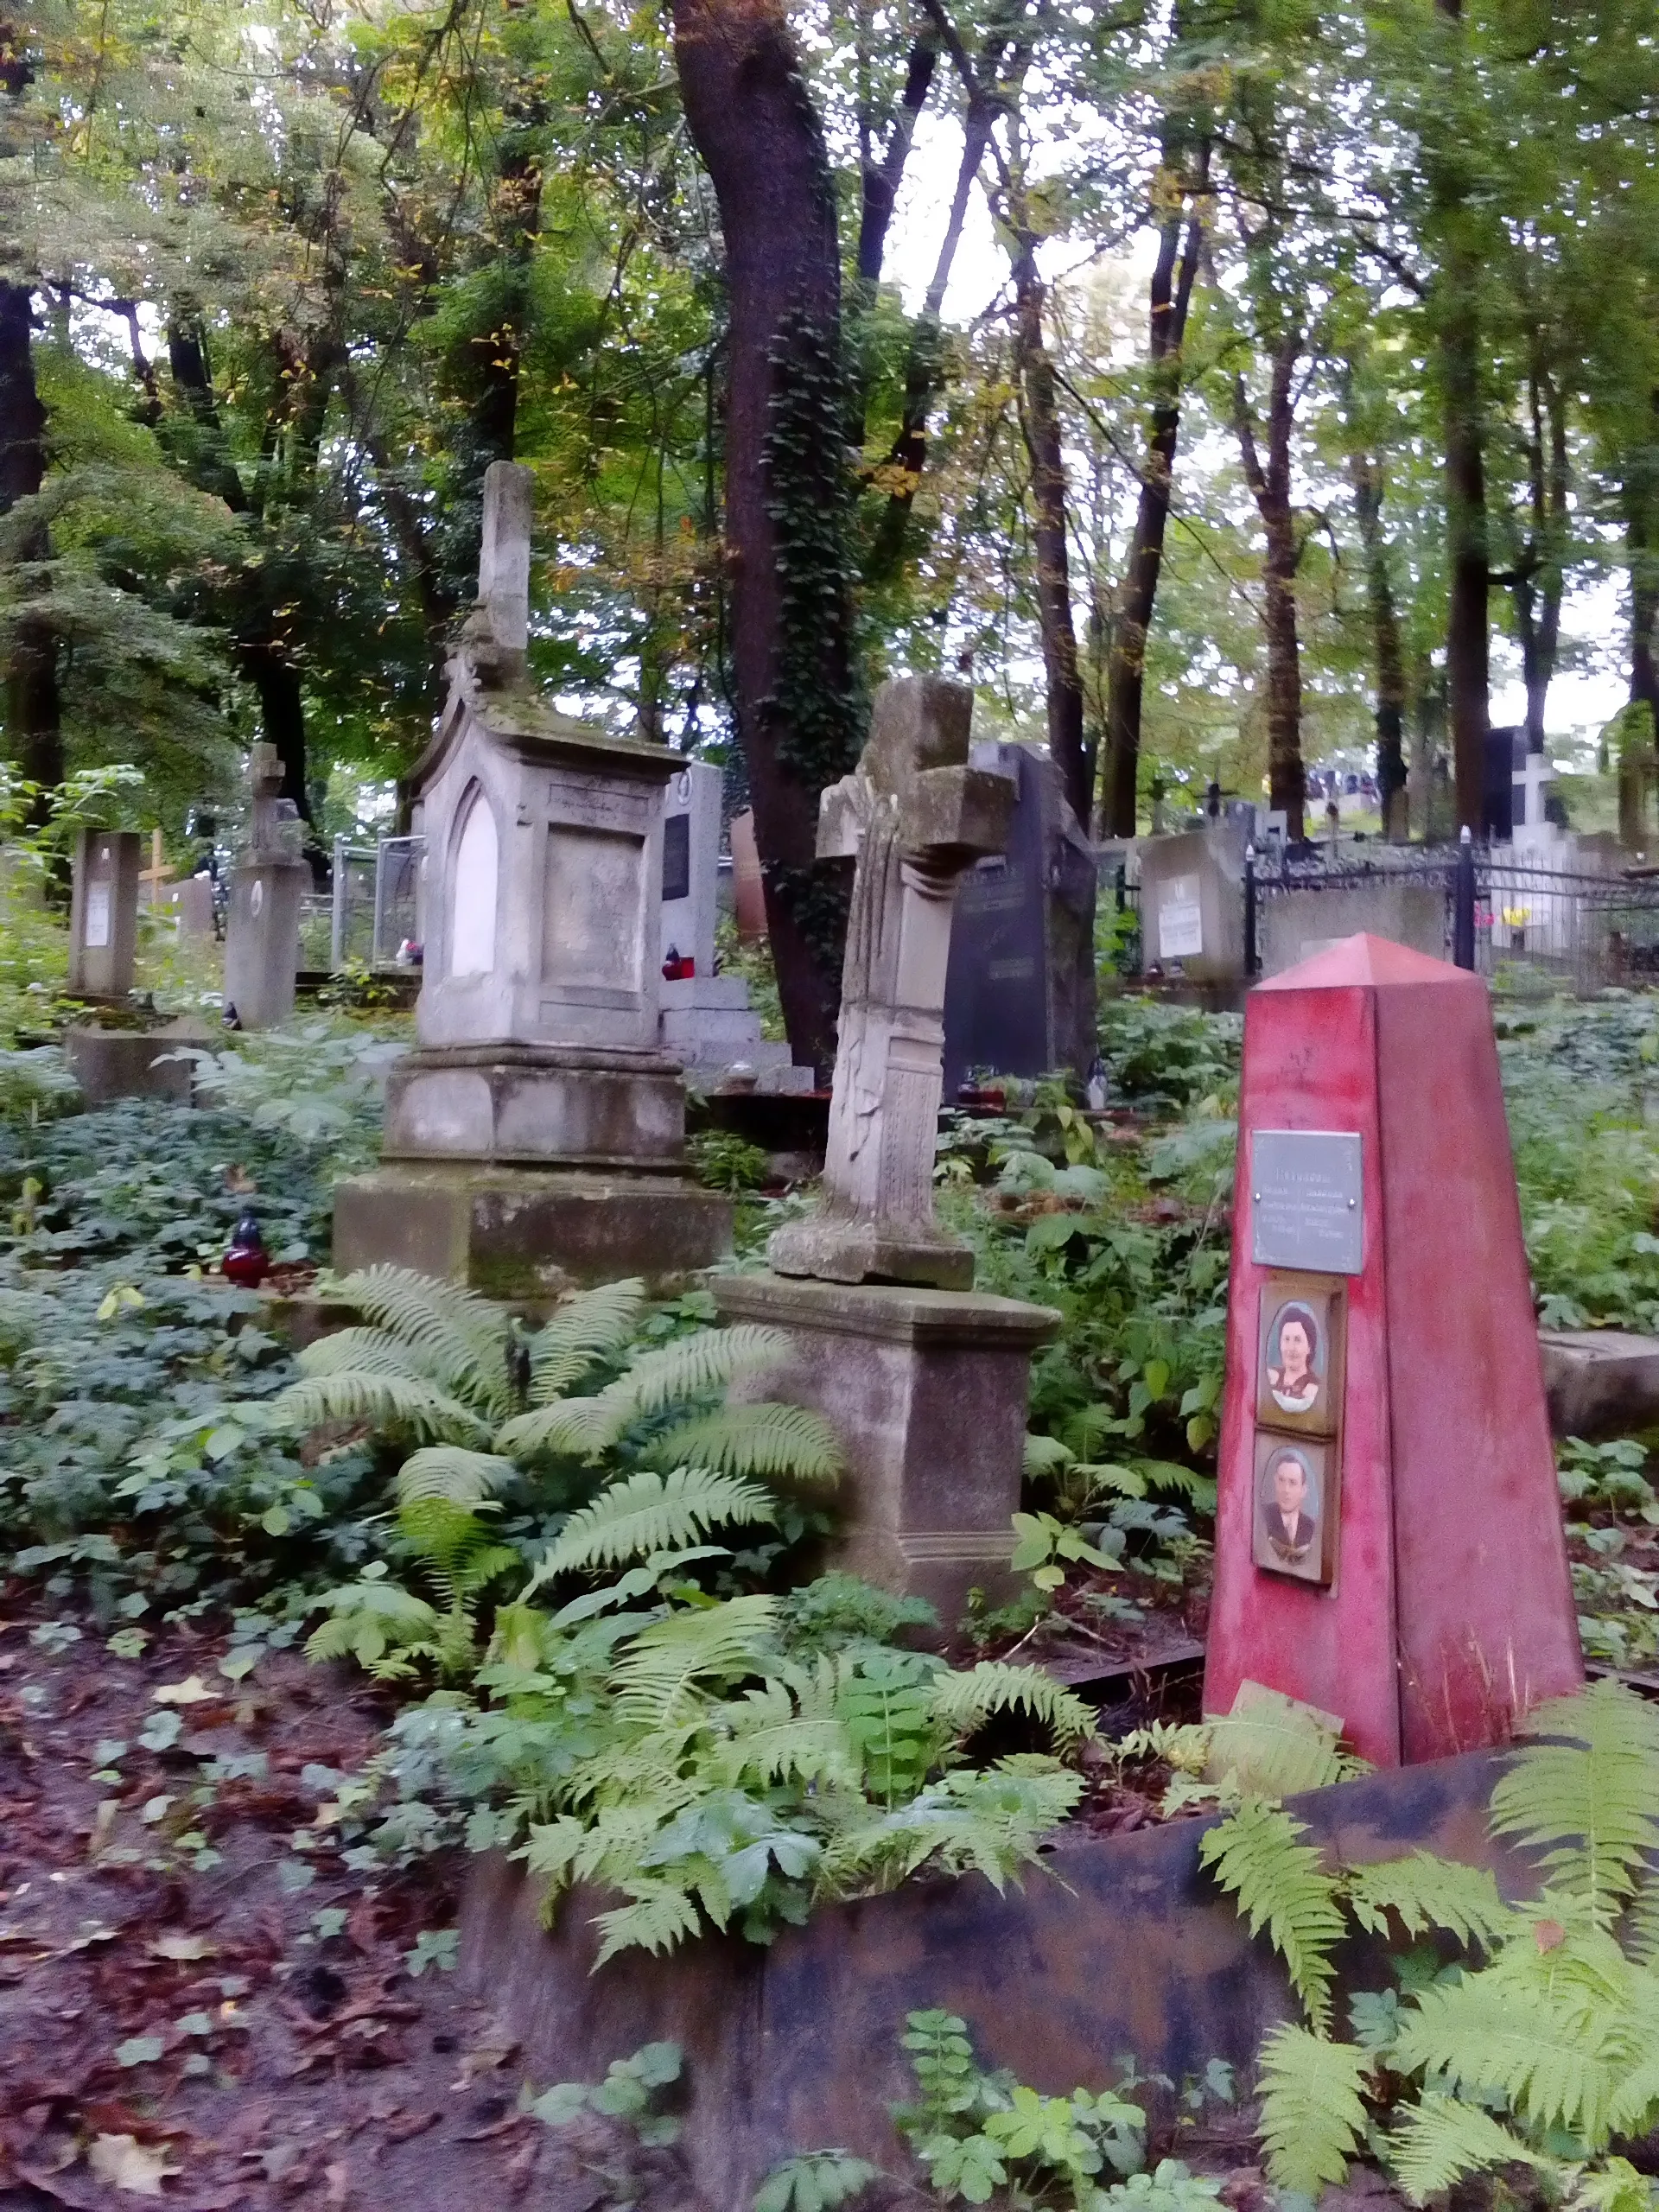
{"left": 449, "top": 785, "right": 499, "bottom": 977}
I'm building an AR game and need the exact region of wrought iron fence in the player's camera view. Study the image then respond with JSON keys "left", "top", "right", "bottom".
{"left": 1245, "top": 841, "right": 1659, "bottom": 995}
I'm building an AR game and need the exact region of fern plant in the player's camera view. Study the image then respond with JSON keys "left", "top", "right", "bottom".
{"left": 1202, "top": 1681, "right": 1659, "bottom": 2203}
{"left": 282, "top": 1268, "right": 843, "bottom": 1681}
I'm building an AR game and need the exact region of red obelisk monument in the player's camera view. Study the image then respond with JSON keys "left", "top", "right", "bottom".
{"left": 1203, "top": 934, "right": 1582, "bottom": 1766}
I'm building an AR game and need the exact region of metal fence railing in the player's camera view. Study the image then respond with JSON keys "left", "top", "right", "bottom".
{"left": 1243, "top": 840, "right": 1659, "bottom": 995}
{"left": 327, "top": 834, "right": 425, "bottom": 971}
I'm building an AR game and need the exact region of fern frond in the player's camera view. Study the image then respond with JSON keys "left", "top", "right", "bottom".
{"left": 394, "top": 1446, "right": 520, "bottom": 1508}
{"left": 1390, "top": 1961, "right": 1623, "bottom": 2142}
{"left": 591, "top": 1880, "right": 704, "bottom": 1968}
{"left": 610, "top": 1595, "right": 779, "bottom": 1727}
{"left": 1205, "top": 1694, "right": 1351, "bottom": 1799}
{"left": 711, "top": 1669, "right": 859, "bottom": 1791}
{"left": 1624, "top": 1873, "right": 1659, "bottom": 1967}
{"left": 1198, "top": 1799, "right": 1345, "bottom": 2033}
{"left": 527, "top": 1278, "right": 647, "bottom": 1402}
{"left": 596, "top": 1324, "right": 790, "bottom": 1423}
{"left": 1023, "top": 1433, "right": 1074, "bottom": 1479}
{"left": 296, "top": 1327, "right": 435, "bottom": 1383}
{"left": 1492, "top": 1680, "right": 1659, "bottom": 1924}
{"left": 1254, "top": 2023, "right": 1370, "bottom": 2196}
{"left": 639, "top": 1402, "right": 844, "bottom": 1485}
{"left": 927, "top": 1661, "right": 1096, "bottom": 1752}
{"left": 272, "top": 1368, "right": 490, "bottom": 1445}
{"left": 820, "top": 1764, "right": 1082, "bottom": 1896}
{"left": 528, "top": 1467, "right": 779, "bottom": 1586}
{"left": 1386, "top": 2092, "right": 1560, "bottom": 2204}
{"left": 494, "top": 1395, "right": 619, "bottom": 1462}
{"left": 331, "top": 1265, "right": 513, "bottom": 1417}
{"left": 303, "top": 1580, "right": 442, "bottom": 1669}
{"left": 1346, "top": 1853, "right": 1519, "bottom": 1952}
{"left": 1605, "top": 1976, "right": 1659, "bottom": 2138}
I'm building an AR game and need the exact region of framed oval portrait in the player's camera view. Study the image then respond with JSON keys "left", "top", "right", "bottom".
{"left": 1255, "top": 1274, "right": 1344, "bottom": 1437}
{"left": 1251, "top": 1433, "right": 1335, "bottom": 1586}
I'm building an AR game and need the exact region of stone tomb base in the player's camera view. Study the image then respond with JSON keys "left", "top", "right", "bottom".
{"left": 711, "top": 1272, "right": 1059, "bottom": 1626}
{"left": 383, "top": 1044, "right": 688, "bottom": 1168}
{"left": 64, "top": 1018, "right": 212, "bottom": 1107}
{"left": 334, "top": 1164, "right": 732, "bottom": 1298}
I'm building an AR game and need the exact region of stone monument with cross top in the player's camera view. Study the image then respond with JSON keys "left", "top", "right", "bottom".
{"left": 714, "top": 677, "right": 1061, "bottom": 1626}
{"left": 222, "top": 741, "right": 308, "bottom": 1029}
{"left": 333, "top": 461, "right": 731, "bottom": 1294}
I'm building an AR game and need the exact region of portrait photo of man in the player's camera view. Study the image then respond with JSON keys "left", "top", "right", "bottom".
{"left": 1251, "top": 1437, "right": 1332, "bottom": 1584}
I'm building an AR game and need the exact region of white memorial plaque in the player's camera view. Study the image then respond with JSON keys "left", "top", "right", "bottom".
{"left": 85, "top": 881, "right": 111, "bottom": 950}
{"left": 1158, "top": 874, "right": 1204, "bottom": 960}
{"left": 1250, "top": 1129, "right": 1363, "bottom": 1274}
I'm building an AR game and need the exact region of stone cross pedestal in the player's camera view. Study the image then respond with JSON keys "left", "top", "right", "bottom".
{"left": 713, "top": 677, "right": 1059, "bottom": 1633}
{"left": 67, "top": 830, "right": 141, "bottom": 1000}
{"left": 768, "top": 677, "right": 1016, "bottom": 1291}
{"left": 333, "top": 461, "right": 731, "bottom": 1297}
{"left": 222, "top": 743, "right": 308, "bottom": 1029}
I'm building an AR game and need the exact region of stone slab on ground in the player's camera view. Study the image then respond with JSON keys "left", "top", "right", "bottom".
{"left": 382, "top": 1043, "right": 688, "bottom": 1167}
{"left": 1540, "top": 1326, "right": 1659, "bottom": 1438}
{"left": 459, "top": 1745, "right": 1517, "bottom": 2211}
{"left": 334, "top": 1162, "right": 731, "bottom": 1297}
{"left": 63, "top": 1018, "right": 212, "bottom": 1106}
{"left": 711, "top": 1271, "right": 1059, "bottom": 1625}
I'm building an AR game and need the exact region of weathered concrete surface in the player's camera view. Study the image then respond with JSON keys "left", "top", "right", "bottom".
{"left": 334, "top": 1164, "right": 731, "bottom": 1296}
{"left": 458, "top": 1746, "right": 1517, "bottom": 2211}
{"left": 67, "top": 829, "right": 141, "bottom": 1001}
{"left": 712, "top": 1272, "right": 1059, "bottom": 1624}
{"left": 1540, "top": 1326, "right": 1659, "bottom": 1439}
{"left": 1257, "top": 881, "right": 1445, "bottom": 978}
{"left": 63, "top": 1018, "right": 212, "bottom": 1106}
{"left": 1136, "top": 823, "right": 1248, "bottom": 986}
{"left": 222, "top": 854, "right": 308, "bottom": 1030}
{"left": 382, "top": 1044, "right": 687, "bottom": 1167}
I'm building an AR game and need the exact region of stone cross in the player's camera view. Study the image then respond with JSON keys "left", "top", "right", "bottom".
{"left": 767, "top": 677, "right": 1015, "bottom": 1291}
{"left": 459, "top": 461, "right": 533, "bottom": 687}
{"left": 245, "top": 742, "right": 286, "bottom": 855}
{"left": 1513, "top": 749, "right": 1551, "bottom": 832}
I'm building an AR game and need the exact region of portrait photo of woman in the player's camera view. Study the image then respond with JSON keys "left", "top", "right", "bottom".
{"left": 1255, "top": 1278, "right": 1344, "bottom": 1436}
{"left": 1267, "top": 1302, "right": 1321, "bottom": 1414}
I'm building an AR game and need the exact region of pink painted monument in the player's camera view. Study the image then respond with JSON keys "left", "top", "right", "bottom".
{"left": 1202, "top": 933, "right": 1582, "bottom": 1766}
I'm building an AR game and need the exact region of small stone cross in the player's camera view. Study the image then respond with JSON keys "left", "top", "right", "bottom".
{"left": 1513, "top": 749, "right": 1551, "bottom": 832}
{"left": 245, "top": 742, "right": 285, "bottom": 855}
{"left": 460, "top": 461, "right": 533, "bottom": 687}
{"left": 767, "top": 677, "right": 1016, "bottom": 1290}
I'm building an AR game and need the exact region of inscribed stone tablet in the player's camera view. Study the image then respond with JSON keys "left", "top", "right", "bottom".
{"left": 1249, "top": 1129, "right": 1363, "bottom": 1274}
{"left": 1158, "top": 874, "right": 1204, "bottom": 959}
{"left": 85, "top": 881, "right": 111, "bottom": 950}
{"left": 662, "top": 812, "right": 690, "bottom": 903}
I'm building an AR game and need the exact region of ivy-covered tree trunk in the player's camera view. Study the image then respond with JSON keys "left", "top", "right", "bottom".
{"left": 0, "top": 34, "right": 61, "bottom": 801}
{"left": 0, "top": 278, "right": 61, "bottom": 796}
{"left": 673, "top": 0, "right": 861, "bottom": 1075}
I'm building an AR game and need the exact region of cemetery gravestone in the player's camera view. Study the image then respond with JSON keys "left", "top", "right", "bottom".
{"left": 658, "top": 760, "right": 809, "bottom": 1092}
{"left": 1135, "top": 821, "right": 1249, "bottom": 988}
{"left": 728, "top": 808, "right": 767, "bottom": 942}
{"left": 1203, "top": 934, "right": 1583, "bottom": 1764}
{"left": 941, "top": 742, "right": 1096, "bottom": 1095}
{"left": 334, "top": 461, "right": 730, "bottom": 1295}
{"left": 715, "top": 677, "right": 1059, "bottom": 1624}
{"left": 222, "top": 745, "right": 308, "bottom": 1029}
{"left": 1257, "top": 880, "right": 1446, "bottom": 976}
{"left": 67, "top": 829, "right": 141, "bottom": 1000}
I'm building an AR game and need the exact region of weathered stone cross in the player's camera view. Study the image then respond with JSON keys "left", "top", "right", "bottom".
{"left": 767, "top": 676, "right": 1015, "bottom": 1291}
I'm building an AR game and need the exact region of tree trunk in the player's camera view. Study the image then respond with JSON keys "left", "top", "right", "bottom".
{"left": 1232, "top": 334, "right": 1305, "bottom": 842}
{"left": 0, "top": 23, "right": 62, "bottom": 804}
{"left": 1345, "top": 435, "right": 1408, "bottom": 837}
{"left": 1431, "top": 0, "right": 1489, "bottom": 832}
{"left": 1101, "top": 146, "right": 1208, "bottom": 837}
{"left": 1515, "top": 357, "right": 1567, "bottom": 756}
{"left": 1011, "top": 228, "right": 1088, "bottom": 829}
{"left": 1630, "top": 496, "right": 1659, "bottom": 730}
{"left": 673, "top": 0, "right": 860, "bottom": 1076}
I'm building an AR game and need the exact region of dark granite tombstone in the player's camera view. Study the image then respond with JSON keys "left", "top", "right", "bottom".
{"left": 942, "top": 743, "right": 1095, "bottom": 1094}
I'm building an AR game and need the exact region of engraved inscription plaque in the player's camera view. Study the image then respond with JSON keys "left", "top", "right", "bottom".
{"left": 1250, "top": 1129, "right": 1363, "bottom": 1274}
{"left": 661, "top": 811, "right": 690, "bottom": 903}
